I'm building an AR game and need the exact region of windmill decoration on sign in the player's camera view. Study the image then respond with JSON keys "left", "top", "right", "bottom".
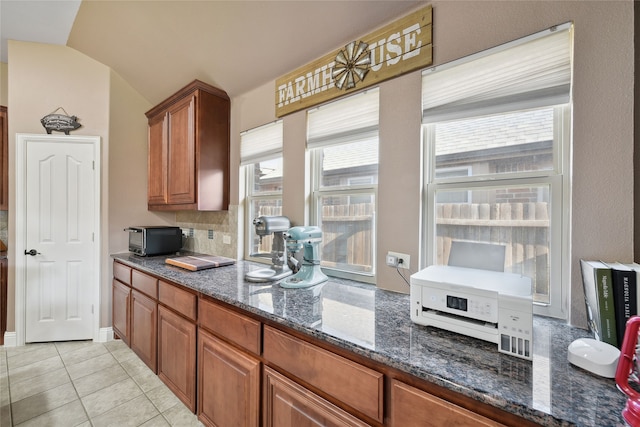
{"left": 332, "top": 41, "right": 371, "bottom": 90}
{"left": 40, "top": 107, "right": 82, "bottom": 135}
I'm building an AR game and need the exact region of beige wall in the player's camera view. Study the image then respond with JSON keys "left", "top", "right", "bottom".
{"left": 6, "top": 41, "right": 174, "bottom": 332}
{"left": 232, "top": 1, "right": 635, "bottom": 327}
{"left": 106, "top": 70, "right": 175, "bottom": 326}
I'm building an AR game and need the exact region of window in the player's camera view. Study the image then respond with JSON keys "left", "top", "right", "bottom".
{"left": 422, "top": 24, "right": 572, "bottom": 318}
{"left": 241, "top": 121, "right": 284, "bottom": 261}
{"left": 308, "top": 89, "right": 379, "bottom": 282}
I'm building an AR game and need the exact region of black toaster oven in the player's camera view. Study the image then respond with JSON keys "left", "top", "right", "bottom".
{"left": 126, "top": 226, "right": 182, "bottom": 256}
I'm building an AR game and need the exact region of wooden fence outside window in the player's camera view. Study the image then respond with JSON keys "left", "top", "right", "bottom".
{"left": 255, "top": 201, "right": 550, "bottom": 302}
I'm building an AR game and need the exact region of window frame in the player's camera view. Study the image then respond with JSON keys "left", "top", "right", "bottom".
{"left": 423, "top": 105, "right": 570, "bottom": 318}
{"left": 308, "top": 89, "right": 380, "bottom": 283}
{"left": 310, "top": 150, "right": 378, "bottom": 283}
{"left": 241, "top": 121, "right": 284, "bottom": 264}
{"left": 420, "top": 25, "right": 572, "bottom": 319}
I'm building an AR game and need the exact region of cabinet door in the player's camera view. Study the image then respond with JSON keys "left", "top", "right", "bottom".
{"left": 166, "top": 95, "right": 196, "bottom": 205}
{"left": 198, "top": 329, "right": 260, "bottom": 427}
{"left": 158, "top": 305, "right": 196, "bottom": 412}
{"left": 390, "top": 379, "right": 506, "bottom": 427}
{"left": 263, "top": 367, "right": 369, "bottom": 427}
{"left": 147, "top": 112, "right": 168, "bottom": 206}
{"left": 131, "top": 289, "right": 157, "bottom": 373}
{"left": 112, "top": 279, "right": 131, "bottom": 345}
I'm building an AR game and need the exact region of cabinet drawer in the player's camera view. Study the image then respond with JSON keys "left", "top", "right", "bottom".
{"left": 390, "top": 380, "right": 506, "bottom": 427}
{"left": 113, "top": 262, "right": 131, "bottom": 285}
{"left": 263, "top": 326, "right": 383, "bottom": 423}
{"left": 199, "top": 299, "right": 261, "bottom": 355}
{"left": 132, "top": 269, "right": 158, "bottom": 299}
{"left": 159, "top": 280, "right": 197, "bottom": 321}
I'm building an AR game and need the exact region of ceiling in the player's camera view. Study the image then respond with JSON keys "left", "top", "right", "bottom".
{"left": 1, "top": 0, "right": 422, "bottom": 105}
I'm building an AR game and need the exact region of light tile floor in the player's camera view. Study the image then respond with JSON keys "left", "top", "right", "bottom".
{"left": 0, "top": 340, "right": 204, "bottom": 426}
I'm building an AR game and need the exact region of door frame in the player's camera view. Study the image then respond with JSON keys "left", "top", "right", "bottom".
{"left": 15, "top": 133, "right": 102, "bottom": 346}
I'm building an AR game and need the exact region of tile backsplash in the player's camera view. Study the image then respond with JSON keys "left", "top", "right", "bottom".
{"left": 0, "top": 208, "right": 239, "bottom": 256}
{"left": 0, "top": 210, "right": 7, "bottom": 245}
{"left": 176, "top": 205, "right": 238, "bottom": 258}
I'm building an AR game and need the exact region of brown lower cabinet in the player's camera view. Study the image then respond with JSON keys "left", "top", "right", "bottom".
{"left": 130, "top": 289, "right": 158, "bottom": 373}
{"left": 112, "top": 261, "right": 534, "bottom": 427}
{"left": 112, "top": 279, "right": 131, "bottom": 345}
{"left": 198, "top": 328, "right": 260, "bottom": 427}
{"left": 263, "top": 366, "right": 369, "bottom": 427}
{"left": 158, "top": 305, "right": 197, "bottom": 412}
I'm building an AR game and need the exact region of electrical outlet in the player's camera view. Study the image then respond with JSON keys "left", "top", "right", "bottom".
{"left": 386, "top": 254, "right": 398, "bottom": 267}
{"left": 387, "top": 251, "right": 410, "bottom": 270}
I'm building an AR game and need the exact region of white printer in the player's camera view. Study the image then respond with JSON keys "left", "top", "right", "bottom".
{"left": 410, "top": 265, "right": 533, "bottom": 360}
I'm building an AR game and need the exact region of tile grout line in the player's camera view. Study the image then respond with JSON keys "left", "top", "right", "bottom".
{"left": 54, "top": 342, "right": 94, "bottom": 427}
{"left": 5, "top": 342, "right": 199, "bottom": 427}
{"left": 100, "top": 341, "right": 171, "bottom": 427}
{"left": 2, "top": 347, "right": 13, "bottom": 427}
{"left": 5, "top": 343, "right": 65, "bottom": 426}
{"left": 106, "top": 342, "right": 160, "bottom": 427}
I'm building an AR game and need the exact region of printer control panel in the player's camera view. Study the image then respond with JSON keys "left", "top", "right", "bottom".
{"left": 423, "top": 286, "right": 498, "bottom": 323}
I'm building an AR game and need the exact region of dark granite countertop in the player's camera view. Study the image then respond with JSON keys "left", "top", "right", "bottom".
{"left": 112, "top": 252, "right": 628, "bottom": 427}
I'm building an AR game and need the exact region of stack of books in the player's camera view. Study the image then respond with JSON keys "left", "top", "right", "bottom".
{"left": 580, "top": 260, "right": 640, "bottom": 349}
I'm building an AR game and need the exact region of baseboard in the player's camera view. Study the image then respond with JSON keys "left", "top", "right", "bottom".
{"left": 98, "top": 327, "right": 114, "bottom": 343}
{"left": 2, "top": 332, "right": 17, "bottom": 347}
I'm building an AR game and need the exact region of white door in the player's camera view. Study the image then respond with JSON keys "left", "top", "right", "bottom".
{"left": 21, "top": 135, "right": 98, "bottom": 342}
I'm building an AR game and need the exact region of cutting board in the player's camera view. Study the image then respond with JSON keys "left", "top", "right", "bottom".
{"left": 166, "top": 255, "right": 236, "bottom": 271}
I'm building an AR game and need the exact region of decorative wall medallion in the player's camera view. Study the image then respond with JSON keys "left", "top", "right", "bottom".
{"left": 333, "top": 41, "right": 371, "bottom": 90}
{"left": 40, "top": 107, "right": 82, "bottom": 135}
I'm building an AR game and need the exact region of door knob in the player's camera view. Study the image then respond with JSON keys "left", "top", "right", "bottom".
{"left": 24, "top": 249, "right": 40, "bottom": 256}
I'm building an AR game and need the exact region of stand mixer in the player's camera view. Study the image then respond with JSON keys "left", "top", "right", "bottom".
{"left": 280, "top": 226, "right": 328, "bottom": 289}
{"left": 245, "top": 216, "right": 293, "bottom": 283}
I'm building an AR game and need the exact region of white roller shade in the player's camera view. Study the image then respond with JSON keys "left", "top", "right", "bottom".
{"left": 307, "top": 89, "right": 379, "bottom": 149}
{"left": 240, "top": 120, "right": 283, "bottom": 165}
{"left": 422, "top": 24, "right": 572, "bottom": 123}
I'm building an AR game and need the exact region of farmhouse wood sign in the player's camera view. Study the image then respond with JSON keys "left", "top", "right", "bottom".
{"left": 275, "top": 4, "right": 432, "bottom": 117}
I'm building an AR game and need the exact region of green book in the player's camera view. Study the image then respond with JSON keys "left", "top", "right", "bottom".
{"left": 580, "top": 260, "right": 618, "bottom": 347}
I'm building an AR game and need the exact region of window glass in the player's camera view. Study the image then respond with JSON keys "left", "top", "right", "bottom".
{"left": 434, "top": 108, "right": 554, "bottom": 178}
{"left": 316, "top": 193, "right": 376, "bottom": 275}
{"left": 433, "top": 184, "right": 551, "bottom": 304}
{"left": 422, "top": 25, "right": 572, "bottom": 318}
{"left": 252, "top": 158, "right": 283, "bottom": 194}
{"left": 309, "top": 89, "right": 379, "bottom": 280}
{"left": 320, "top": 138, "right": 378, "bottom": 189}
{"left": 241, "top": 121, "right": 284, "bottom": 262}
{"left": 248, "top": 195, "right": 283, "bottom": 256}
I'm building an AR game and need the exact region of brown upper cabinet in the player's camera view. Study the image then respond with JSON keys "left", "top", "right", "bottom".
{"left": 145, "top": 80, "right": 230, "bottom": 211}
{"left": 1, "top": 106, "right": 8, "bottom": 211}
